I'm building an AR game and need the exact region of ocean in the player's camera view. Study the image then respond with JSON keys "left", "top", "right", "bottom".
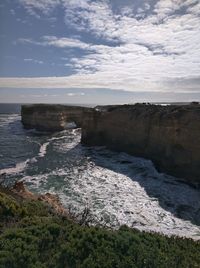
{"left": 0, "top": 103, "right": 200, "bottom": 239}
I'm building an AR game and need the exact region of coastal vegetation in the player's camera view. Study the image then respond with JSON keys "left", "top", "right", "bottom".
{"left": 0, "top": 189, "right": 200, "bottom": 268}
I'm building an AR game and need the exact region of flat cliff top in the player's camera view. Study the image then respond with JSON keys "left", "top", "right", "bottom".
{"left": 21, "top": 104, "right": 93, "bottom": 113}
{"left": 96, "top": 103, "right": 200, "bottom": 112}
{"left": 95, "top": 103, "right": 200, "bottom": 120}
{"left": 21, "top": 102, "right": 200, "bottom": 114}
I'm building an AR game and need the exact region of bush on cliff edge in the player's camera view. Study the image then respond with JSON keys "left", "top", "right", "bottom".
{"left": 0, "top": 191, "right": 200, "bottom": 268}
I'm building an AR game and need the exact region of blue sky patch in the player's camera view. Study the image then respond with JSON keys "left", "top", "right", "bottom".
{"left": 0, "top": 0, "right": 200, "bottom": 103}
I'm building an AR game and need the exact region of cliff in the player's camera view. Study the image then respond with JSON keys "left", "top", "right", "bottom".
{"left": 81, "top": 104, "right": 200, "bottom": 182}
{"left": 21, "top": 103, "right": 200, "bottom": 182}
{"left": 21, "top": 104, "right": 93, "bottom": 131}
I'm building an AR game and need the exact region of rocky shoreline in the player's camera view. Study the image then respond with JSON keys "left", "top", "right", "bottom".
{"left": 0, "top": 181, "right": 68, "bottom": 216}
{"left": 21, "top": 103, "right": 200, "bottom": 182}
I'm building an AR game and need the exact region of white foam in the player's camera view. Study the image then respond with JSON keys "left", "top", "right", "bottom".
{"left": 25, "top": 155, "right": 200, "bottom": 240}
{"left": 38, "top": 141, "right": 50, "bottom": 157}
{"left": 0, "top": 140, "right": 50, "bottom": 176}
{"left": 38, "top": 134, "right": 69, "bottom": 158}
{"left": 53, "top": 130, "right": 81, "bottom": 153}
{"left": 7, "top": 129, "right": 200, "bottom": 240}
{"left": 0, "top": 131, "right": 70, "bottom": 176}
{"left": 0, "top": 114, "right": 20, "bottom": 126}
{"left": 0, "top": 159, "right": 30, "bottom": 175}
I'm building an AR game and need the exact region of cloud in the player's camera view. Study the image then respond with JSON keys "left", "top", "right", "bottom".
{"left": 42, "top": 36, "right": 90, "bottom": 49}
{"left": 1, "top": 74, "right": 200, "bottom": 93}
{"left": 24, "top": 58, "right": 43, "bottom": 64}
{"left": 66, "top": 92, "right": 85, "bottom": 96}
{"left": 5, "top": 0, "right": 200, "bottom": 94}
{"left": 18, "top": 0, "right": 60, "bottom": 17}
{"left": 18, "top": 36, "right": 91, "bottom": 50}
{"left": 10, "top": 9, "right": 16, "bottom": 15}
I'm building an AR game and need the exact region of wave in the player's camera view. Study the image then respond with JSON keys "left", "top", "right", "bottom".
{"left": 0, "top": 158, "right": 30, "bottom": 176}
{"left": 38, "top": 135, "right": 70, "bottom": 157}
{"left": 0, "top": 132, "right": 70, "bottom": 176}
{"left": 0, "top": 114, "right": 20, "bottom": 126}
{"left": 38, "top": 141, "right": 50, "bottom": 157}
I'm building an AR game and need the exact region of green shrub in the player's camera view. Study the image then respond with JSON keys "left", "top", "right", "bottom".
{"left": 0, "top": 191, "right": 199, "bottom": 268}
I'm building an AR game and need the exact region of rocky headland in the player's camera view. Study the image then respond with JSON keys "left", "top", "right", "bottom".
{"left": 21, "top": 104, "right": 93, "bottom": 131}
{"left": 21, "top": 103, "right": 200, "bottom": 182}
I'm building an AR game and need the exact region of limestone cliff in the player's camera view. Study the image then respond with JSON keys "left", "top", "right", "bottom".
{"left": 21, "top": 104, "right": 92, "bottom": 131}
{"left": 21, "top": 103, "right": 200, "bottom": 181}
{"left": 81, "top": 104, "right": 200, "bottom": 182}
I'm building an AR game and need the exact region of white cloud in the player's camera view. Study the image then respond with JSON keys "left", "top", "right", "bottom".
{"left": 18, "top": 36, "right": 91, "bottom": 50}
{"left": 121, "top": 6, "right": 134, "bottom": 17}
{"left": 42, "top": 36, "right": 90, "bottom": 49}
{"left": 144, "top": 3, "right": 150, "bottom": 11}
{"left": 24, "top": 58, "right": 43, "bottom": 64}
{"left": 187, "top": 1, "right": 200, "bottom": 15}
{"left": 67, "top": 92, "right": 85, "bottom": 96}
{"left": 1, "top": 73, "right": 199, "bottom": 93}
{"left": 5, "top": 0, "right": 200, "bottom": 94}
{"left": 18, "top": 0, "right": 60, "bottom": 16}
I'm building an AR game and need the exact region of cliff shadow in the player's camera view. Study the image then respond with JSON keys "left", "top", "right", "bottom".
{"left": 68, "top": 143, "right": 200, "bottom": 227}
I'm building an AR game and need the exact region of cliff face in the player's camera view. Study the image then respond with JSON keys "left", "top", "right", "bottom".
{"left": 81, "top": 104, "right": 200, "bottom": 182}
{"left": 21, "top": 104, "right": 93, "bottom": 131}
{"left": 21, "top": 103, "right": 200, "bottom": 181}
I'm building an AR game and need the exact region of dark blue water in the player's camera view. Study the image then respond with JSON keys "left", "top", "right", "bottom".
{"left": 0, "top": 103, "right": 22, "bottom": 114}
{"left": 0, "top": 103, "right": 199, "bottom": 239}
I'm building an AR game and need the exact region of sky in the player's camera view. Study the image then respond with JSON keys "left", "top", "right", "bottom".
{"left": 0, "top": 0, "right": 200, "bottom": 104}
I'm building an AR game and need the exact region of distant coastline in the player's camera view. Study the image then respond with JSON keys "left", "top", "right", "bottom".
{"left": 0, "top": 101, "right": 198, "bottom": 114}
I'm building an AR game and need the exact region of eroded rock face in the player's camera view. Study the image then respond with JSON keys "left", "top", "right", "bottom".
{"left": 21, "top": 104, "right": 93, "bottom": 131}
{"left": 21, "top": 103, "right": 200, "bottom": 181}
{"left": 11, "top": 181, "right": 67, "bottom": 216}
{"left": 81, "top": 104, "right": 200, "bottom": 182}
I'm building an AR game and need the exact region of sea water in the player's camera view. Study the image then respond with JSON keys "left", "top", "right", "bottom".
{"left": 0, "top": 104, "right": 200, "bottom": 240}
